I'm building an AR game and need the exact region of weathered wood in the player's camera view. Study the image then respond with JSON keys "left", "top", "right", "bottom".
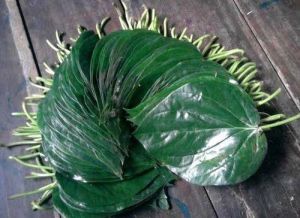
{"left": 16, "top": 0, "right": 217, "bottom": 217}
{"left": 0, "top": 0, "right": 53, "bottom": 217}
{"left": 128, "top": 0, "right": 300, "bottom": 217}
{"left": 234, "top": 0, "right": 300, "bottom": 110}
{"left": 16, "top": 0, "right": 300, "bottom": 217}
{"left": 120, "top": 181, "right": 217, "bottom": 218}
{"left": 17, "top": 0, "right": 121, "bottom": 77}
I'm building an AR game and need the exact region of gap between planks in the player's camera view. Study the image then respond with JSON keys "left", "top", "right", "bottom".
{"left": 232, "top": 0, "right": 300, "bottom": 112}
{"left": 6, "top": 0, "right": 299, "bottom": 217}
{"left": 4, "top": 0, "right": 58, "bottom": 217}
{"left": 5, "top": 0, "right": 40, "bottom": 93}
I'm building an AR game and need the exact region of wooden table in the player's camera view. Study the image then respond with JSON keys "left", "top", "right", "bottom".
{"left": 1, "top": 0, "right": 300, "bottom": 217}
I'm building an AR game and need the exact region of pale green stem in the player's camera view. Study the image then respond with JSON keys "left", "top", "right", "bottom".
{"left": 9, "top": 156, "right": 52, "bottom": 171}
{"left": 22, "top": 102, "right": 37, "bottom": 124}
{"left": 32, "top": 200, "right": 53, "bottom": 210}
{"left": 17, "top": 152, "right": 43, "bottom": 160}
{"left": 25, "top": 95, "right": 45, "bottom": 100}
{"left": 208, "top": 49, "right": 244, "bottom": 61}
{"left": 260, "top": 114, "right": 300, "bottom": 130}
{"left": 25, "top": 173, "right": 55, "bottom": 179}
{"left": 32, "top": 189, "right": 53, "bottom": 210}
{"left": 46, "top": 40, "right": 58, "bottom": 51}
{"left": 36, "top": 77, "right": 53, "bottom": 86}
{"left": 11, "top": 112, "right": 36, "bottom": 116}
{"left": 261, "top": 114, "right": 286, "bottom": 123}
{"left": 163, "top": 18, "right": 168, "bottom": 37}
{"left": 35, "top": 157, "right": 53, "bottom": 174}
{"left": 252, "top": 92, "right": 269, "bottom": 100}
{"left": 9, "top": 182, "right": 57, "bottom": 199}
{"left": 5, "top": 141, "right": 40, "bottom": 147}
{"left": 178, "top": 27, "right": 187, "bottom": 40}
{"left": 257, "top": 88, "right": 281, "bottom": 106}
{"left": 13, "top": 133, "right": 41, "bottom": 138}
{"left": 202, "top": 36, "right": 217, "bottom": 55}
{"left": 237, "top": 67, "right": 256, "bottom": 81}
{"left": 43, "top": 62, "right": 55, "bottom": 75}
{"left": 25, "top": 145, "right": 41, "bottom": 151}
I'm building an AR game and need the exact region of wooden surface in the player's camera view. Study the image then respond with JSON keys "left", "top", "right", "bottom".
{"left": 1, "top": 0, "right": 300, "bottom": 217}
{"left": 0, "top": 0, "right": 53, "bottom": 217}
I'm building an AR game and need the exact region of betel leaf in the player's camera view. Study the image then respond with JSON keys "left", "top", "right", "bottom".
{"left": 37, "top": 29, "right": 209, "bottom": 182}
{"left": 37, "top": 31, "right": 134, "bottom": 182}
{"left": 129, "top": 76, "right": 267, "bottom": 185}
{"left": 55, "top": 167, "right": 176, "bottom": 215}
{"left": 9, "top": 2, "right": 300, "bottom": 216}
{"left": 127, "top": 60, "right": 234, "bottom": 123}
{"left": 52, "top": 188, "right": 107, "bottom": 218}
{"left": 36, "top": 28, "right": 276, "bottom": 215}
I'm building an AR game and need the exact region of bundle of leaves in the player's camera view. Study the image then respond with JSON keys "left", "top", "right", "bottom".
{"left": 5, "top": 1, "right": 300, "bottom": 217}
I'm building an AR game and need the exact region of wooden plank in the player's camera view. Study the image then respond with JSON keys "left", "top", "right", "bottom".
{"left": 233, "top": 0, "right": 300, "bottom": 109}
{"left": 17, "top": 0, "right": 121, "bottom": 77}
{"left": 16, "top": 0, "right": 217, "bottom": 217}
{"left": 18, "top": 0, "right": 300, "bottom": 217}
{"left": 128, "top": 0, "right": 300, "bottom": 217}
{"left": 0, "top": 0, "right": 53, "bottom": 218}
{"left": 119, "top": 181, "right": 217, "bottom": 218}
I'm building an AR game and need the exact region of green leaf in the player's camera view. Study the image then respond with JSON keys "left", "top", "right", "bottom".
{"left": 37, "top": 28, "right": 271, "bottom": 216}
{"left": 52, "top": 188, "right": 110, "bottom": 218}
{"left": 38, "top": 31, "right": 129, "bottom": 181}
{"left": 37, "top": 29, "right": 209, "bottom": 182}
{"left": 55, "top": 167, "right": 176, "bottom": 215}
{"left": 127, "top": 61, "right": 234, "bottom": 123}
{"left": 130, "top": 76, "right": 267, "bottom": 185}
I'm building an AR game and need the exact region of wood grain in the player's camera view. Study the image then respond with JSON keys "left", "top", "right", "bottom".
{"left": 15, "top": 0, "right": 218, "bottom": 217}
{"left": 10, "top": 0, "right": 300, "bottom": 217}
{"left": 234, "top": 0, "right": 300, "bottom": 109}
{"left": 0, "top": 0, "right": 53, "bottom": 217}
{"left": 129, "top": 0, "right": 300, "bottom": 217}
{"left": 17, "top": 0, "right": 121, "bottom": 77}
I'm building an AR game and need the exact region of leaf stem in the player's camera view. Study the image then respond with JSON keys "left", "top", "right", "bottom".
{"left": 261, "top": 114, "right": 285, "bottom": 123}
{"left": 9, "top": 156, "right": 53, "bottom": 171}
{"left": 25, "top": 145, "right": 41, "bottom": 151}
{"left": 260, "top": 113, "right": 300, "bottom": 130}
{"left": 31, "top": 189, "right": 53, "bottom": 210}
{"left": 9, "top": 182, "right": 56, "bottom": 199}
{"left": 4, "top": 141, "right": 39, "bottom": 147}
{"left": 25, "top": 172, "right": 55, "bottom": 179}
{"left": 16, "top": 152, "right": 43, "bottom": 160}
{"left": 257, "top": 88, "right": 281, "bottom": 106}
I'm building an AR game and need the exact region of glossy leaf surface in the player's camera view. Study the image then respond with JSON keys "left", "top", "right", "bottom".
{"left": 54, "top": 167, "right": 175, "bottom": 216}
{"left": 130, "top": 77, "right": 267, "bottom": 185}
{"left": 36, "top": 29, "right": 270, "bottom": 217}
{"left": 37, "top": 30, "right": 204, "bottom": 182}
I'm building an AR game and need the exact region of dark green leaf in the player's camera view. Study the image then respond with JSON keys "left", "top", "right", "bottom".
{"left": 55, "top": 167, "right": 175, "bottom": 214}
{"left": 130, "top": 76, "right": 267, "bottom": 185}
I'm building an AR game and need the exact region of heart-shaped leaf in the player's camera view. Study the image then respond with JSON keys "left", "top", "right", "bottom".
{"left": 130, "top": 76, "right": 267, "bottom": 185}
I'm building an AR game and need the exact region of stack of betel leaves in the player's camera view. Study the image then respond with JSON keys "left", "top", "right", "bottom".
{"left": 5, "top": 2, "right": 300, "bottom": 218}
